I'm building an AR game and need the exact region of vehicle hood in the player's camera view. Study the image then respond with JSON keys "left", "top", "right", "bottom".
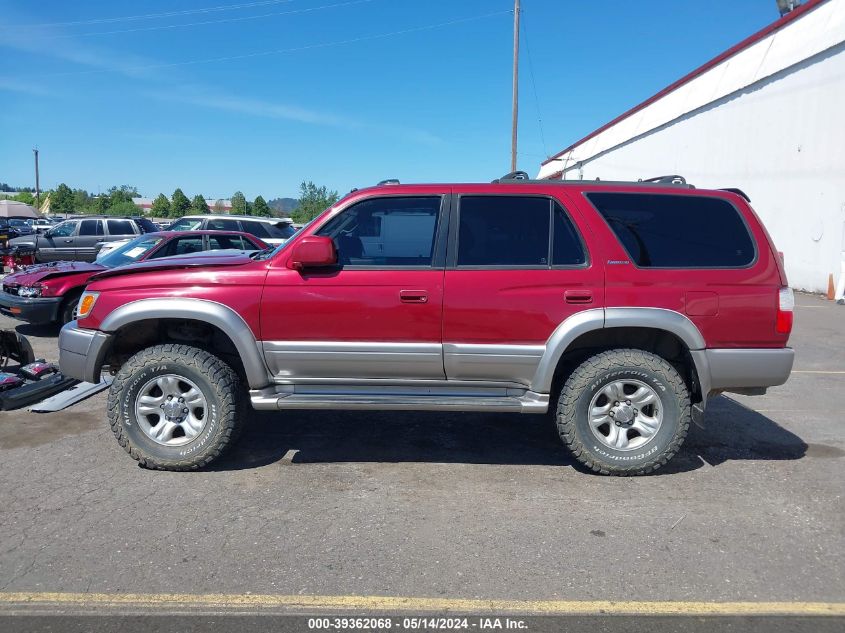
{"left": 90, "top": 251, "right": 256, "bottom": 282}
{"left": 3, "top": 261, "right": 105, "bottom": 286}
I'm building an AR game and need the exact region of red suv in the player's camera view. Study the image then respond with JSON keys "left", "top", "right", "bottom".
{"left": 57, "top": 176, "right": 794, "bottom": 475}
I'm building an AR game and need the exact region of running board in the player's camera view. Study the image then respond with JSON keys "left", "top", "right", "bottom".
{"left": 249, "top": 388, "right": 549, "bottom": 413}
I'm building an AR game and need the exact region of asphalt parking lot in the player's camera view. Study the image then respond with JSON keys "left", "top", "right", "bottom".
{"left": 0, "top": 295, "right": 843, "bottom": 622}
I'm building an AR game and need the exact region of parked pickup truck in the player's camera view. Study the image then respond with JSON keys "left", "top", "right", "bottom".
{"left": 58, "top": 175, "right": 794, "bottom": 475}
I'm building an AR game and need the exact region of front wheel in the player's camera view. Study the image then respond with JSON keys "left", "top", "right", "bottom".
{"left": 107, "top": 344, "right": 245, "bottom": 470}
{"left": 556, "top": 348, "right": 690, "bottom": 476}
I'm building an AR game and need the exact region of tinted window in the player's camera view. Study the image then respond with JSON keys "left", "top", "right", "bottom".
{"left": 240, "top": 220, "right": 270, "bottom": 238}
{"left": 170, "top": 237, "right": 205, "bottom": 255}
{"left": 135, "top": 218, "right": 158, "bottom": 233}
{"left": 552, "top": 202, "right": 586, "bottom": 266}
{"left": 207, "top": 219, "right": 240, "bottom": 231}
{"left": 209, "top": 235, "right": 255, "bottom": 250}
{"left": 79, "top": 220, "right": 104, "bottom": 236}
{"left": 317, "top": 197, "right": 441, "bottom": 266}
{"left": 107, "top": 219, "right": 135, "bottom": 236}
{"left": 268, "top": 222, "right": 297, "bottom": 239}
{"left": 458, "top": 196, "right": 550, "bottom": 267}
{"left": 588, "top": 193, "right": 755, "bottom": 268}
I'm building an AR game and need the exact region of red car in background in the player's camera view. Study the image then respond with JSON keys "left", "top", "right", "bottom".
{"left": 0, "top": 230, "right": 268, "bottom": 325}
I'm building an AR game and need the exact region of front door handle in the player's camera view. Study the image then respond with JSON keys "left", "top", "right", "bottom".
{"left": 400, "top": 290, "right": 428, "bottom": 304}
{"left": 565, "top": 290, "right": 593, "bottom": 304}
{"left": 63, "top": 239, "right": 73, "bottom": 243}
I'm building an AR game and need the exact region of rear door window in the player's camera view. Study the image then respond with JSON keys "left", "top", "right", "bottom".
{"left": 588, "top": 193, "right": 755, "bottom": 268}
{"left": 456, "top": 196, "right": 585, "bottom": 268}
{"left": 79, "top": 219, "right": 104, "bottom": 236}
{"left": 240, "top": 221, "right": 270, "bottom": 238}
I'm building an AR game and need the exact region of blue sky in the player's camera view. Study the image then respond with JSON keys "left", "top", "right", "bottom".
{"left": 0, "top": 0, "right": 779, "bottom": 201}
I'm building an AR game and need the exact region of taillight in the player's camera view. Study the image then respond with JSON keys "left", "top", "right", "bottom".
{"left": 776, "top": 287, "right": 794, "bottom": 335}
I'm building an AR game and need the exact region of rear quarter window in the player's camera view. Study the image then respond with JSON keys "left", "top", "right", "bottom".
{"left": 587, "top": 192, "right": 756, "bottom": 268}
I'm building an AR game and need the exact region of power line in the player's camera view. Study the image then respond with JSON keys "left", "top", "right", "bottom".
{"left": 4, "top": 0, "right": 299, "bottom": 29}
{"left": 520, "top": 6, "right": 548, "bottom": 159}
{"left": 44, "top": 10, "right": 513, "bottom": 77}
{"left": 41, "top": 0, "right": 377, "bottom": 40}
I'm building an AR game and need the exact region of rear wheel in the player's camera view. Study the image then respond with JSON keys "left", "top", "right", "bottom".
{"left": 556, "top": 348, "right": 690, "bottom": 475}
{"left": 107, "top": 344, "right": 245, "bottom": 471}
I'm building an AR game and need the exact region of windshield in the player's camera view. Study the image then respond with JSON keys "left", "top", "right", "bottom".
{"left": 168, "top": 217, "right": 203, "bottom": 231}
{"left": 9, "top": 220, "right": 29, "bottom": 228}
{"left": 98, "top": 235, "right": 164, "bottom": 268}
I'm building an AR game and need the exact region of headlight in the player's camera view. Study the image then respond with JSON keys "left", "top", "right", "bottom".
{"left": 18, "top": 285, "right": 42, "bottom": 298}
{"left": 77, "top": 291, "right": 99, "bottom": 319}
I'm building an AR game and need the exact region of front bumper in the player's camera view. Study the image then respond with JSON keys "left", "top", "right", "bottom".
{"left": 58, "top": 321, "right": 112, "bottom": 383}
{"left": 0, "top": 292, "right": 62, "bottom": 324}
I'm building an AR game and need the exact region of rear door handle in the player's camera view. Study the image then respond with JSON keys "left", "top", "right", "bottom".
{"left": 400, "top": 290, "right": 428, "bottom": 304}
{"left": 565, "top": 290, "right": 593, "bottom": 304}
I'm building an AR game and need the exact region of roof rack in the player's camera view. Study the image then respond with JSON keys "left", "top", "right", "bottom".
{"left": 492, "top": 171, "right": 695, "bottom": 189}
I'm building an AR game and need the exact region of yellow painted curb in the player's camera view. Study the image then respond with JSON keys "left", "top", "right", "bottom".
{"left": 0, "top": 593, "right": 843, "bottom": 616}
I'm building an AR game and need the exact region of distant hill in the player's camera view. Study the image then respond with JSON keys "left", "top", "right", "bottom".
{"left": 268, "top": 197, "right": 299, "bottom": 216}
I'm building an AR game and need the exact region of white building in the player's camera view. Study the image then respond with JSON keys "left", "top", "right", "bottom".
{"left": 537, "top": 0, "right": 845, "bottom": 294}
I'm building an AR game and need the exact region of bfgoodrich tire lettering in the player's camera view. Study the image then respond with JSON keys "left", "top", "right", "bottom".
{"left": 556, "top": 348, "right": 690, "bottom": 475}
{"left": 107, "top": 344, "right": 244, "bottom": 471}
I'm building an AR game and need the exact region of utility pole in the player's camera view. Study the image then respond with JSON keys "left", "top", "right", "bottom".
{"left": 33, "top": 148, "right": 40, "bottom": 209}
{"left": 510, "top": 0, "right": 520, "bottom": 172}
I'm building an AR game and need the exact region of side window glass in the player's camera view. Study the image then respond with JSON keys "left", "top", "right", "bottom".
{"left": 79, "top": 220, "right": 104, "bottom": 236}
{"left": 50, "top": 221, "right": 77, "bottom": 238}
{"left": 173, "top": 237, "right": 204, "bottom": 255}
{"left": 588, "top": 193, "right": 755, "bottom": 267}
{"left": 552, "top": 202, "right": 586, "bottom": 266}
{"left": 317, "top": 197, "right": 441, "bottom": 266}
{"left": 207, "top": 219, "right": 240, "bottom": 231}
{"left": 457, "top": 196, "right": 550, "bottom": 267}
{"left": 208, "top": 235, "right": 245, "bottom": 250}
{"left": 241, "top": 221, "right": 270, "bottom": 238}
{"left": 107, "top": 219, "right": 135, "bottom": 235}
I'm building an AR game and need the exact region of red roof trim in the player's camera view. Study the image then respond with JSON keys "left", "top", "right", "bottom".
{"left": 541, "top": 0, "right": 829, "bottom": 167}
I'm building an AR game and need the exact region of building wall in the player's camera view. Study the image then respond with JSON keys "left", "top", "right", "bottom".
{"left": 549, "top": 42, "right": 845, "bottom": 293}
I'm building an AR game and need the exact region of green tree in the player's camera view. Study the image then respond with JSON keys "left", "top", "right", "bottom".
{"left": 170, "top": 188, "right": 191, "bottom": 218}
{"left": 190, "top": 194, "right": 210, "bottom": 215}
{"left": 107, "top": 185, "right": 139, "bottom": 207}
{"left": 72, "top": 189, "right": 91, "bottom": 211}
{"left": 11, "top": 191, "right": 35, "bottom": 205}
{"left": 231, "top": 191, "right": 247, "bottom": 215}
{"left": 252, "top": 195, "right": 270, "bottom": 217}
{"left": 293, "top": 181, "right": 339, "bottom": 223}
{"left": 92, "top": 195, "right": 109, "bottom": 214}
{"left": 106, "top": 200, "right": 139, "bottom": 217}
{"left": 150, "top": 193, "right": 171, "bottom": 218}
{"left": 50, "top": 183, "right": 74, "bottom": 215}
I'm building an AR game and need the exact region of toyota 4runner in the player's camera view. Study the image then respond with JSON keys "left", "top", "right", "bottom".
{"left": 58, "top": 175, "right": 795, "bottom": 475}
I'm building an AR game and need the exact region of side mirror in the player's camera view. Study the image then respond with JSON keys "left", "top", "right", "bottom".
{"left": 287, "top": 235, "right": 337, "bottom": 270}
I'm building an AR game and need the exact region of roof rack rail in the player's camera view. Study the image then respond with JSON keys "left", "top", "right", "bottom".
{"left": 492, "top": 171, "right": 530, "bottom": 183}
{"left": 377, "top": 179, "right": 400, "bottom": 186}
{"left": 639, "top": 175, "right": 687, "bottom": 185}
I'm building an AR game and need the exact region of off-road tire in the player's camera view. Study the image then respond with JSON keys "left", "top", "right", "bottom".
{"left": 556, "top": 348, "right": 690, "bottom": 476}
{"left": 107, "top": 344, "right": 245, "bottom": 471}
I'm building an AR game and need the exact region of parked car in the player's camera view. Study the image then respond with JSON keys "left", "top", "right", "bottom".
{"left": 58, "top": 175, "right": 794, "bottom": 475}
{"left": 0, "top": 219, "right": 26, "bottom": 244}
{"left": 1, "top": 230, "right": 267, "bottom": 325}
{"left": 167, "top": 214, "right": 296, "bottom": 246}
{"left": 7, "top": 216, "right": 158, "bottom": 263}
{"left": 8, "top": 219, "right": 34, "bottom": 236}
